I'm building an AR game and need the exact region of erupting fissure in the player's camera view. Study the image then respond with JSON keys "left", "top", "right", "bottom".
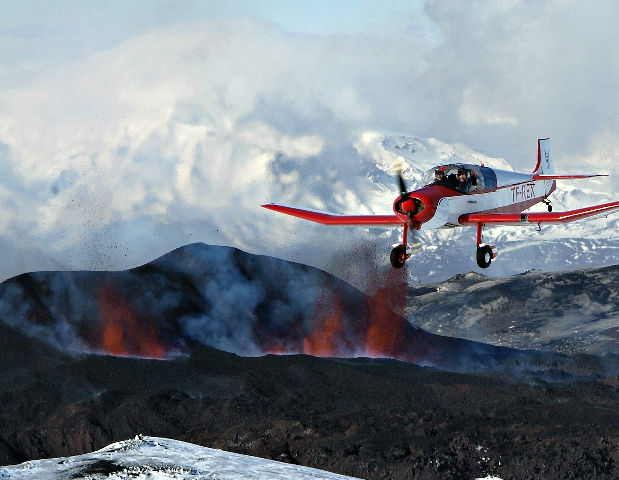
{"left": 364, "top": 283, "right": 408, "bottom": 358}
{"left": 97, "top": 284, "right": 167, "bottom": 359}
{"left": 261, "top": 267, "right": 416, "bottom": 362}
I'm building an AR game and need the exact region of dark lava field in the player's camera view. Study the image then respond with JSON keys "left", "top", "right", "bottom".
{"left": 0, "top": 243, "right": 617, "bottom": 479}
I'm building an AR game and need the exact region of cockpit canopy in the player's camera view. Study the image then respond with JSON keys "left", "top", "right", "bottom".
{"left": 422, "top": 164, "right": 497, "bottom": 193}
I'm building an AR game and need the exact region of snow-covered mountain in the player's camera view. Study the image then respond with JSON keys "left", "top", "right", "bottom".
{"left": 0, "top": 436, "right": 361, "bottom": 480}
{"left": 1, "top": 126, "right": 615, "bottom": 291}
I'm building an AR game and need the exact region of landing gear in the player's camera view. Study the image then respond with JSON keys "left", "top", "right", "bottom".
{"left": 543, "top": 198, "right": 552, "bottom": 212}
{"left": 475, "top": 223, "right": 497, "bottom": 269}
{"left": 390, "top": 245, "right": 408, "bottom": 268}
{"left": 390, "top": 223, "right": 413, "bottom": 268}
{"left": 476, "top": 245, "right": 493, "bottom": 268}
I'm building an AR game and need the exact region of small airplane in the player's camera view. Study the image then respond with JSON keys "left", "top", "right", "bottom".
{"left": 263, "top": 139, "right": 619, "bottom": 269}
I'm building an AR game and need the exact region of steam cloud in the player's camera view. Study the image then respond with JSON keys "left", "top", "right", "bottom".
{"left": 0, "top": 3, "right": 618, "bottom": 283}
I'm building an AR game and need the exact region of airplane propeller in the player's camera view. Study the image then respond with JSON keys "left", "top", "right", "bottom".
{"left": 393, "top": 163, "right": 427, "bottom": 223}
{"left": 392, "top": 164, "right": 422, "bottom": 266}
{"left": 397, "top": 167, "right": 408, "bottom": 196}
{"left": 394, "top": 164, "right": 412, "bottom": 216}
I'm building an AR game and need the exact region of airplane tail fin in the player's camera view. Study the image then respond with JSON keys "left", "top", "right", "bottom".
{"left": 534, "top": 138, "right": 555, "bottom": 196}
{"left": 533, "top": 138, "right": 554, "bottom": 175}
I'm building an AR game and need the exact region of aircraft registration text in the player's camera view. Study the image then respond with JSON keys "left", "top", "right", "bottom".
{"left": 511, "top": 183, "right": 535, "bottom": 203}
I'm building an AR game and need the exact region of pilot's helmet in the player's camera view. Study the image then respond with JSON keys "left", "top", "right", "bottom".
{"left": 457, "top": 168, "right": 466, "bottom": 176}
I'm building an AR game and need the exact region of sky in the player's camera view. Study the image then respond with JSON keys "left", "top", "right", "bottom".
{"left": 0, "top": 0, "right": 429, "bottom": 66}
{"left": 0, "top": 0, "right": 617, "bottom": 281}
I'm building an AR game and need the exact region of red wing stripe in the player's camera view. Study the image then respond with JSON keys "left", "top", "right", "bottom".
{"left": 459, "top": 201, "right": 619, "bottom": 225}
{"left": 262, "top": 204, "right": 404, "bottom": 225}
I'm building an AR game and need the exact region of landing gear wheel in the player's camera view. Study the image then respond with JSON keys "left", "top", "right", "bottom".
{"left": 543, "top": 199, "right": 552, "bottom": 212}
{"left": 476, "top": 245, "right": 493, "bottom": 269}
{"left": 390, "top": 245, "right": 408, "bottom": 269}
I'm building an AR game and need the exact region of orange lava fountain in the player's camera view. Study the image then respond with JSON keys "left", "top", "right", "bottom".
{"left": 97, "top": 283, "right": 167, "bottom": 359}
{"left": 260, "top": 265, "right": 416, "bottom": 362}
{"left": 302, "top": 293, "right": 347, "bottom": 356}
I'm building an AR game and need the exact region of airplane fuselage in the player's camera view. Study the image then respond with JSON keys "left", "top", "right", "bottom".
{"left": 393, "top": 165, "right": 557, "bottom": 229}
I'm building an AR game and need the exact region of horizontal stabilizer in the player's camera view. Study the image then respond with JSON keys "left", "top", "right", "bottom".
{"left": 459, "top": 201, "right": 619, "bottom": 226}
{"left": 532, "top": 174, "right": 608, "bottom": 180}
{"left": 262, "top": 204, "right": 403, "bottom": 225}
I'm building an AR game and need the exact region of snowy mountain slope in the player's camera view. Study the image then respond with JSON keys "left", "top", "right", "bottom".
{"left": 1, "top": 123, "right": 615, "bottom": 290}
{"left": 0, "top": 436, "right": 361, "bottom": 479}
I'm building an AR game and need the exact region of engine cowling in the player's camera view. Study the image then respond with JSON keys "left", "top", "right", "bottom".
{"left": 393, "top": 185, "right": 458, "bottom": 228}
{"left": 393, "top": 192, "right": 436, "bottom": 227}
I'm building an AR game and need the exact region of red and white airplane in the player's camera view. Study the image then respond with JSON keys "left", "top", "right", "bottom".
{"left": 263, "top": 139, "right": 619, "bottom": 269}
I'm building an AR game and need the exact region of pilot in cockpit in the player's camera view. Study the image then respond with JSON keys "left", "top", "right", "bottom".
{"left": 456, "top": 168, "right": 471, "bottom": 192}
{"left": 434, "top": 169, "right": 446, "bottom": 185}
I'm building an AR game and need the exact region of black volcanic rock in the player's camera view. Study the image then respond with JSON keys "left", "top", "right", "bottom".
{"left": 0, "top": 243, "right": 617, "bottom": 479}
{"left": 0, "top": 323, "right": 617, "bottom": 479}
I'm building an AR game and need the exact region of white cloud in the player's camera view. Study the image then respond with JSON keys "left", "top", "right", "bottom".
{"left": 0, "top": 5, "right": 617, "bottom": 281}
{"left": 422, "top": 0, "right": 619, "bottom": 163}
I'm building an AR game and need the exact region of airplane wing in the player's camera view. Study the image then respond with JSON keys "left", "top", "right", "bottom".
{"left": 262, "top": 203, "right": 404, "bottom": 225}
{"left": 459, "top": 201, "right": 619, "bottom": 226}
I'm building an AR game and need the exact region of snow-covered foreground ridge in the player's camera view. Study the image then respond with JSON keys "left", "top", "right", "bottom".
{"left": 0, "top": 436, "right": 505, "bottom": 480}
{"left": 0, "top": 436, "right": 361, "bottom": 480}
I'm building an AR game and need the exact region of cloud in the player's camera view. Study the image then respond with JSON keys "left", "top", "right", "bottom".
{"left": 0, "top": 5, "right": 617, "bottom": 281}
{"left": 421, "top": 0, "right": 619, "bottom": 168}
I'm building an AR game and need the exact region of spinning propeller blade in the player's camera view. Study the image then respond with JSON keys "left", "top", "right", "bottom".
{"left": 394, "top": 164, "right": 408, "bottom": 195}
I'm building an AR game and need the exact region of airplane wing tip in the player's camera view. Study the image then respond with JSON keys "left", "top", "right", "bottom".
{"left": 262, "top": 203, "right": 285, "bottom": 212}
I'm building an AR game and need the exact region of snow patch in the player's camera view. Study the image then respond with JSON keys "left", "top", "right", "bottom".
{"left": 0, "top": 436, "right": 360, "bottom": 480}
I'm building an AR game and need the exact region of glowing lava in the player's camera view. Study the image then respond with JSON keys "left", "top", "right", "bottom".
{"left": 363, "top": 271, "right": 408, "bottom": 358}
{"left": 98, "top": 284, "right": 167, "bottom": 359}
{"left": 302, "top": 294, "right": 347, "bottom": 356}
{"left": 260, "top": 266, "right": 420, "bottom": 363}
